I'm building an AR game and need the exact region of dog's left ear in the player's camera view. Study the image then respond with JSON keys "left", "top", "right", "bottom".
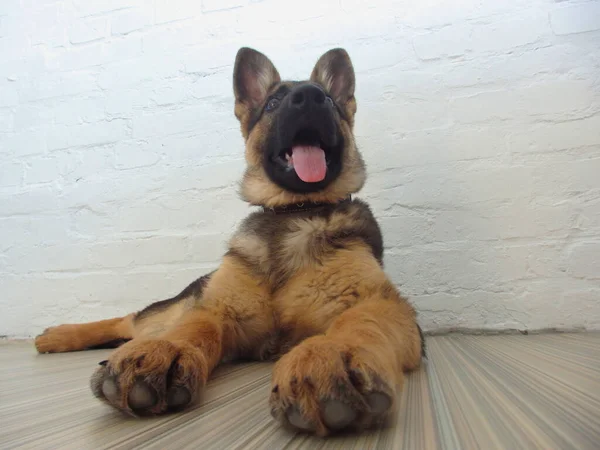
{"left": 234, "top": 47, "right": 281, "bottom": 110}
{"left": 310, "top": 48, "right": 355, "bottom": 105}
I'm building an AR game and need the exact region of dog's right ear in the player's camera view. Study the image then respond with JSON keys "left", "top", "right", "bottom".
{"left": 234, "top": 48, "right": 281, "bottom": 111}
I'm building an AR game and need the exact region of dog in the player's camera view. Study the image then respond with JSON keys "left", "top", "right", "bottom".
{"left": 35, "top": 47, "right": 425, "bottom": 437}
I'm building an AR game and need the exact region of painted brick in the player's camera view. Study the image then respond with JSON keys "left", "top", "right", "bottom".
{"left": 188, "top": 233, "right": 229, "bottom": 263}
{"left": 509, "top": 115, "right": 600, "bottom": 153}
{"left": 89, "top": 236, "right": 191, "bottom": 269}
{"left": 180, "top": 44, "right": 242, "bottom": 73}
{"left": 30, "top": 24, "right": 68, "bottom": 49}
{"left": 13, "top": 104, "right": 54, "bottom": 130}
{"left": 202, "top": 0, "right": 247, "bottom": 13}
{"left": 71, "top": 0, "right": 144, "bottom": 18}
{"left": 0, "top": 0, "right": 21, "bottom": 16}
{"left": 149, "top": 82, "right": 191, "bottom": 106}
{"left": 114, "top": 200, "right": 201, "bottom": 232}
{"left": 132, "top": 104, "right": 231, "bottom": 139}
{"left": 45, "top": 37, "right": 143, "bottom": 72}
{"left": 378, "top": 214, "right": 435, "bottom": 248}
{"left": 384, "top": 243, "right": 533, "bottom": 295}
{"left": 412, "top": 26, "right": 472, "bottom": 61}
{"left": 0, "top": 162, "right": 23, "bottom": 187}
{"left": 532, "top": 158, "right": 600, "bottom": 198}
{"left": 105, "top": 86, "right": 148, "bottom": 117}
{"left": 162, "top": 160, "right": 246, "bottom": 192}
{"left": 97, "top": 55, "right": 181, "bottom": 90}
{"left": 50, "top": 95, "right": 108, "bottom": 126}
{"left": 0, "top": 36, "right": 28, "bottom": 64}
{"left": 550, "top": 2, "right": 600, "bottom": 35}
{"left": 366, "top": 165, "right": 536, "bottom": 208}
{"left": 146, "top": 129, "right": 242, "bottom": 164}
{"left": 0, "top": 109, "right": 14, "bottom": 133}
{"left": 17, "top": 71, "right": 100, "bottom": 102}
{"left": 154, "top": 0, "right": 203, "bottom": 24}
{"left": 0, "top": 215, "right": 71, "bottom": 248}
{"left": 1, "top": 0, "right": 600, "bottom": 338}
{"left": 358, "top": 99, "right": 450, "bottom": 135}
{"left": 0, "top": 186, "right": 59, "bottom": 216}
{"left": 450, "top": 80, "right": 596, "bottom": 124}
{"left": 46, "top": 119, "right": 130, "bottom": 151}
{"left": 412, "top": 13, "right": 548, "bottom": 60}
{"left": 44, "top": 44, "right": 106, "bottom": 72}
{"left": 24, "top": 148, "right": 113, "bottom": 185}
{"left": 140, "top": 21, "right": 212, "bottom": 53}
{"left": 111, "top": 9, "right": 153, "bottom": 35}
{"left": 114, "top": 140, "right": 161, "bottom": 169}
{"left": 57, "top": 171, "right": 163, "bottom": 208}
{"left": 413, "top": 291, "right": 532, "bottom": 331}
{"left": 461, "top": 44, "right": 583, "bottom": 89}
{"left": 0, "top": 129, "right": 47, "bottom": 157}
{"left": 469, "top": 12, "right": 550, "bottom": 53}
{"left": 432, "top": 201, "right": 579, "bottom": 242}
{"left": 69, "top": 17, "right": 108, "bottom": 44}
{"left": 24, "top": 155, "right": 67, "bottom": 184}
{"left": 515, "top": 280, "right": 600, "bottom": 331}
{"left": 364, "top": 127, "right": 508, "bottom": 172}
{"left": 577, "top": 197, "right": 600, "bottom": 235}
{"left": 0, "top": 83, "right": 19, "bottom": 107}
{"left": 567, "top": 241, "right": 600, "bottom": 280}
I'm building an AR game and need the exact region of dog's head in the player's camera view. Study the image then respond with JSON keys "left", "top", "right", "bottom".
{"left": 233, "top": 47, "right": 366, "bottom": 208}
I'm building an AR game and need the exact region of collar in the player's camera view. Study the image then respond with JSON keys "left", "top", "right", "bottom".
{"left": 263, "top": 196, "right": 352, "bottom": 215}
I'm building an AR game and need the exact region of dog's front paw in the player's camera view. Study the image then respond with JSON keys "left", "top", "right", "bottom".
{"left": 91, "top": 339, "right": 207, "bottom": 415}
{"left": 269, "top": 336, "right": 396, "bottom": 436}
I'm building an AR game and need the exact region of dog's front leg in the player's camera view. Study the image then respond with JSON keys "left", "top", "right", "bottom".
{"left": 90, "top": 255, "right": 273, "bottom": 416}
{"left": 269, "top": 288, "right": 423, "bottom": 436}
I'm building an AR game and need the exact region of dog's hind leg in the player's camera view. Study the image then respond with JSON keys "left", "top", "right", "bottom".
{"left": 35, "top": 314, "right": 136, "bottom": 353}
{"left": 35, "top": 274, "right": 213, "bottom": 354}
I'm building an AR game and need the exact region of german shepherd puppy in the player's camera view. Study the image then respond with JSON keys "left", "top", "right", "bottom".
{"left": 35, "top": 47, "right": 424, "bottom": 436}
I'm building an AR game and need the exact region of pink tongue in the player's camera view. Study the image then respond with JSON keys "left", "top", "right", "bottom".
{"left": 291, "top": 145, "right": 327, "bottom": 182}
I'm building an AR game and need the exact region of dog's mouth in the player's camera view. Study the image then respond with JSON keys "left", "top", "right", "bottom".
{"left": 273, "top": 128, "right": 336, "bottom": 183}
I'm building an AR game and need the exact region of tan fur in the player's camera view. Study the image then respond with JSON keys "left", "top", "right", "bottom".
{"left": 274, "top": 243, "right": 391, "bottom": 344}
{"left": 35, "top": 314, "right": 135, "bottom": 353}
{"left": 134, "top": 300, "right": 191, "bottom": 338}
{"left": 197, "top": 256, "right": 275, "bottom": 360}
{"left": 35, "top": 47, "right": 423, "bottom": 437}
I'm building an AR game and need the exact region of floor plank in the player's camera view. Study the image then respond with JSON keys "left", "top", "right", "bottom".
{"left": 1, "top": 334, "right": 598, "bottom": 449}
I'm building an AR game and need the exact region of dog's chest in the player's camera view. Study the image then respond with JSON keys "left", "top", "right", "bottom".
{"left": 231, "top": 213, "right": 342, "bottom": 281}
{"left": 229, "top": 210, "right": 387, "bottom": 360}
{"left": 260, "top": 243, "right": 387, "bottom": 359}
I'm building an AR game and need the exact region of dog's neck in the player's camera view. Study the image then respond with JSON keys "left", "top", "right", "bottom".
{"left": 262, "top": 196, "right": 352, "bottom": 215}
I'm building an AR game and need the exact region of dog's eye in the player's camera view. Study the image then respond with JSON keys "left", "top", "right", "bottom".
{"left": 265, "top": 98, "right": 280, "bottom": 112}
{"left": 325, "top": 96, "right": 334, "bottom": 107}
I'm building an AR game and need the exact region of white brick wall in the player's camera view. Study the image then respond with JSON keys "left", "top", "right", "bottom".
{"left": 1, "top": 0, "right": 599, "bottom": 338}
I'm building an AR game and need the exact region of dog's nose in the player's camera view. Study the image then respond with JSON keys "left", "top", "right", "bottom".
{"left": 290, "top": 84, "right": 326, "bottom": 110}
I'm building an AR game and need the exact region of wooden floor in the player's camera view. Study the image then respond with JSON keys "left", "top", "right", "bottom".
{"left": 1, "top": 333, "right": 599, "bottom": 450}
